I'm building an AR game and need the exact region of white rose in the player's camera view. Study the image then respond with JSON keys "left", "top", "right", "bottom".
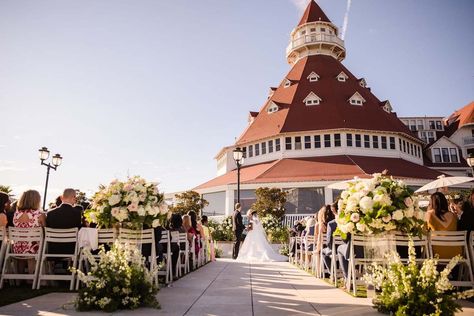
{"left": 356, "top": 223, "right": 366, "bottom": 232}
{"left": 117, "top": 208, "right": 128, "bottom": 222}
{"left": 405, "top": 208, "right": 414, "bottom": 218}
{"left": 152, "top": 219, "right": 161, "bottom": 228}
{"left": 392, "top": 210, "right": 404, "bottom": 221}
{"left": 346, "top": 196, "right": 359, "bottom": 212}
{"left": 382, "top": 215, "right": 391, "bottom": 223}
{"left": 346, "top": 222, "right": 355, "bottom": 233}
{"left": 404, "top": 197, "right": 414, "bottom": 207}
{"left": 338, "top": 199, "right": 344, "bottom": 211}
{"left": 108, "top": 194, "right": 122, "bottom": 206}
{"left": 359, "top": 196, "right": 374, "bottom": 213}
{"left": 111, "top": 207, "right": 120, "bottom": 219}
{"left": 415, "top": 210, "right": 425, "bottom": 220}
{"left": 385, "top": 222, "right": 397, "bottom": 231}
{"left": 159, "top": 203, "right": 168, "bottom": 215}
{"left": 341, "top": 191, "right": 350, "bottom": 200}
{"left": 137, "top": 206, "right": 146, "bottom": 216}
{"left": 350, "top": 212, "right": 360, "bottom": 223}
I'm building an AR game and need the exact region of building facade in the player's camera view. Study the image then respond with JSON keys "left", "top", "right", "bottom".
{"left": 195, "top": 1, "right": 454, "bottom": 216}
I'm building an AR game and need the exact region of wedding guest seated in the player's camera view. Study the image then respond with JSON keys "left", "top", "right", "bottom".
{"left": 302, "top": 217, "right": 316, "bottom": 266}
{"left": 6, "top": 200, "right": 17, "bottom": 227}
{"left": 315, "top": 205, "right": 335, "bottom": 252}
{"left": 13, "top": 190, "right": 46, "bottom": 274}
{"left": 46, "top": 188, "right": 82, "bottom": 254}
{"left": 0, "top": 192, "right": 9, "bottom": 228}
{"left": 426, "top": 192, "right": 461, "bottom": 259}
{"left": 201, "top": 215, "right": 213, "bottom": 261}
{"left": 188, "top": 211, "right": 202, "bottom": 251}
{"left": 322, "top": 218, "right": 337, "bottom": 273}
{"left": 457, "top": 189, "right": 474, "bottom": 240}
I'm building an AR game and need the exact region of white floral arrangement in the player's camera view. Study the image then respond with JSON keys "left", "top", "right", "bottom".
{"left": 364, "top": 239, "right": 474, "bottom": 316}
{"left": 74, "top": 241, "right": 159, "bottom": 312}
{"left": 261, "top": 214, "right": 289, "bottom": 244}
{"left": 336, "top": 173, "right": 426, "bottom": 238}
{"left": 85, "top": 176, "right": 168, "bottom": 229}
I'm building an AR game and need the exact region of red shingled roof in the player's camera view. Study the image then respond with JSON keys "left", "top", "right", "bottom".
{"left": 444, "top": 101, "right": 474, "bottom": 137}
{"left": 236, "top": 55, "right": 416, "bottom": 145}
{"left": 195, "top": 156, "right": 442, "bottom": 190}
{"left": 297, "top": 1, "right": 331, "bottom": 26}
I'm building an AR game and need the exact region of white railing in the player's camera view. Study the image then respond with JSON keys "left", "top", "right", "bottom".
{"left": 286, "top": 33, "right": 344, "bottom": 55}
{"left": 209, "top": 213, "right": 314, "bottom": 227}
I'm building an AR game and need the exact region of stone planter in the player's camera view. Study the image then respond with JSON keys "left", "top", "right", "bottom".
{"left": 214, "top": 241, "right": 284, "bottom": 258}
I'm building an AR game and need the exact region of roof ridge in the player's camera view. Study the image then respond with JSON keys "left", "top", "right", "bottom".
{"left": 254, "top": 159, "right": 284, "bottom": 180}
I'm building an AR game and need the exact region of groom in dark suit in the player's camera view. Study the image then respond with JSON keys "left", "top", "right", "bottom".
{"left": 232, "top": 203, "right": 245, "bottom": 259}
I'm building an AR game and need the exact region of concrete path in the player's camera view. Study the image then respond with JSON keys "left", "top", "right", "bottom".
{"left": 1, "top": 259, "right": 474, "bottom": 315}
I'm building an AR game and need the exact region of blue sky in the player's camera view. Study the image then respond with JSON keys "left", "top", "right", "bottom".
{"left": 0, "top": 0, "right": 473, "bottom": 202}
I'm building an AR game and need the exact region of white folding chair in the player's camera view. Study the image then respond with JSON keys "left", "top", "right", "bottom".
{"left": 288, "top": 237, "right": 296, "bottom": 264}
{"left": 303, "top": 235, "right": 315, "bottom": 271}
{"left": 76, "top": 228, "right": 117, "bottom": 289}
{"left": 317, "top": 233, "right": 329, "bottom": 278}
{"left": 0, "top": 227, "right": 44, "bottom": 289}
{"left": 429, "top": 230, "right": 473, "bottom": 288}
{"left": 0, "top": 226, "right": 7, "bottom": 273}
{"left": 190, "top": 235, "right": 198, "bottom": 270}
{"left": 178, "top": 232, "right": 190, "bottom": 276}
{"left": 118, "top": 228, "right": 156, "bottom": 276}
{"left": 170, "top": 231, "right": 182, "bottom": 278}
{"left": 331, "top": 235, "right": 344, "bottom": 286}
{"left": 393, "top": 232, "right": 429, "bottom": 264}
{"left": 347, "top": 234, "right": 388, "bottom": 295}
{"left": 294, "top": 236, "right": 302, "bottom": 266}
{"left": 157, "top": 230, "right": 172, "bottom": 286}
{"left": 37, "top": 227, "right": 78, "bottom": 290}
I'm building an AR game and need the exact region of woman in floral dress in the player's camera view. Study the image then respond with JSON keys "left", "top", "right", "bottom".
{"left": 13, "top": 190, "right": 46, "bottom": 274}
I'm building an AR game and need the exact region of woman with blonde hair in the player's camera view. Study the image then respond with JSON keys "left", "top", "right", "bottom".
{"left": 13, "top": 190, "right": 46, "bottom": 274}
{"left": 312, "top": 205, "right": 335, "bottom": 275}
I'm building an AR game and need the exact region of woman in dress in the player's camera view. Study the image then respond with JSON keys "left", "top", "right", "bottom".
{"left": 426, "top": 192, "right": 461, "bottom": 259}
{"left": 0, "top": 192, "right": 9, "bottom": 228}
{"left": 13, "top": 190, "right": 46, "bottom": 274}
{"left": 237, "top": 210, "right": 287, "bottom": 262}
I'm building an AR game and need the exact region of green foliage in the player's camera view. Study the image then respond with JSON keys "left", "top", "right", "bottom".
{"left": 0, "top": 185, "right": 12, "bottom": 195}
{"left": 279, "top": 244, "right": 289, "bottom": 256}
{"left": 251, "top": 187, "right": 287, "bottom": 220}
{"left": 74, "top": 242, "right": 160, "bottom": 312}
{"left": 169, "top": 190, "right": 209, "bottom": 215}
{"left": 261, "top": 215, "right": 289, "bottom": 243}
{"left": 208, "top": 217, "right": 234, "bottom": 241}
{"left": 365, "top": 240, "right": 474, "bottom": 316}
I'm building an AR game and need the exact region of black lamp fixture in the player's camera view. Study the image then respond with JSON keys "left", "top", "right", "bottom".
{"left": 233, "top": 147, "right": 245, "bottom": 204}
{"left": 467, "top": 153, "right": 474, "bottom": 177}
{"left": 39, "top": 147, "right": 62, "bottom": 211}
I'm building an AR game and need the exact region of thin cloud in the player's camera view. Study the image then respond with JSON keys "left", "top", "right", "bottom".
{"left": 290, "top": 0, "right": 309, "bottom": 14}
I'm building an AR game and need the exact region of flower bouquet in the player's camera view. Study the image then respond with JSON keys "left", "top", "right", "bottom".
{"left": 85, "top": 176, "right": 168, "bottom": 229}
{"left": 74, "top": 241, "right": 160, "bottom": 312}
{"left": 335, "top": 173, "right": 426, "bottom": 239}
{"left": 364, "top": 239, "right": 474, "bottom": 316}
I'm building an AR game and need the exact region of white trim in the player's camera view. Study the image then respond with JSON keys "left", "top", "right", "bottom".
{"left": 267, "top": 101, "right": 279, "bottom": 114}
{"left": 337, "top": 71, "right": 349, "bottom": 82}
{"left": 348, "top": 92, "right": 366, "bottom": 105}
{"left": 359, "top": 78, "right": 367, "bottom": 88}
{"left": 307, "top": 71, "right": 320, "bottom": 82}
{"left": 383, "top": 100, "right": 392, "bottom": 113}
{"left": 303, "top": 92, "right": 322, "bottom": 106}
{"left": 283, "top": 79, "right": 292, "bottom": 88}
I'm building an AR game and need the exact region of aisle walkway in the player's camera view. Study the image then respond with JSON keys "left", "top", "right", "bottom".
{"left": 1, "top": 259, "right": 474, "bottom": 315}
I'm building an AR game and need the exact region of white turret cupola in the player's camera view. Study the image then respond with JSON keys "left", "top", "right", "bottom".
{"left": 286, "top": 1, "right": 346, "bottom": 66}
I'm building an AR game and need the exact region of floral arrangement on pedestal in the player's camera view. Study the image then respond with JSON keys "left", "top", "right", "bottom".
{"left": 335, "top": 173, "right": 426, "bottom": 239}
{"left": 364, "top": 240, "right": 474, "bottom": 316}
{"left": 85, "top": 176, "right": 168, "bottom": 229}
{"left": 261, "top": 215, "right": 289, "bottom": 244}
{"left": 74, "top": 241, "right": 160, "bottom": 312}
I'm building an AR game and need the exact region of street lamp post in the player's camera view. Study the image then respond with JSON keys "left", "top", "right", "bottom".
{"left": 467, "top": 153, "right": 474, "bottom": 177}
{"left": 38, "top": 147, "right": 63, "bottom": 211}
{"left": 233, "top": 147, "right": 245, "bottom": 204}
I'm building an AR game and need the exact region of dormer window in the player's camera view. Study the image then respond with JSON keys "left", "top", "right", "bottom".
{"left": 307, "top": 72, "right": 320, "bottom": 82}
{"left": 267, "top": 102, "right": 279, "bottom": 114}
{"left": 348, "top": 92, "right": 366, "bottom": 106}
{"left": 303, "top": 92, "right": 322, "bottom": 106}
{"left": 337, "top": 71, "right": 349, "bottom": 82}
{"left": 382, "top": 100, "right": 392, "bottom": 113}
{"left": 359, "top": 78, "right": 367, "bottom": 88}
{"left": 283, "top": 79, "right": 292, "bottom": 88}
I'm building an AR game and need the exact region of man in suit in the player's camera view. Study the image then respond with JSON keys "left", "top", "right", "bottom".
{"left": 232, "top": 203, "right": 245, "bottom": 259}
{"left": 46, "top": 188, "right": 82, "bottom": 254}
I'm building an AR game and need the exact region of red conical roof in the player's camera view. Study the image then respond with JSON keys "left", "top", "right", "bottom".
{"left": 297, "top": 0, "right": 331, "bottom": 26}
{"left": 236, "top": 55, "right": 417, "bottom": 145}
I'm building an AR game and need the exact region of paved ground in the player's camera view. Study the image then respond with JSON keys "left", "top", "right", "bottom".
{"left": 1, "top": 259, "right": 474, "bottom": 315}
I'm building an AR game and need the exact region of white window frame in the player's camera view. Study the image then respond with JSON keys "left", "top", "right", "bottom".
{"left": 348, "top": 92, "right": 366, "bottom": 106}
{"left": 337, "top": 71, "right": 348, "bottom": 82}
{"left": 307, "top": 71, "right": 320, "bottom": 82}
{"left": 267, "top": 102, "right": 279, "bottom": 114}
{"left": 283, "top": 79, "right": 292, "bottom": 88}
{"left": 303, "top": 92, "right": 322, "bottom": 106}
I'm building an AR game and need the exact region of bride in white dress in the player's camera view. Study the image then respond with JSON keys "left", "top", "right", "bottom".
{"left": 237, "top": 210, "right": 288, "bottom": 262}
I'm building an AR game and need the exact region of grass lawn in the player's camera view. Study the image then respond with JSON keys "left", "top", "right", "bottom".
{"left": 0, "top": 285, "right": 74, "bottom": 307}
